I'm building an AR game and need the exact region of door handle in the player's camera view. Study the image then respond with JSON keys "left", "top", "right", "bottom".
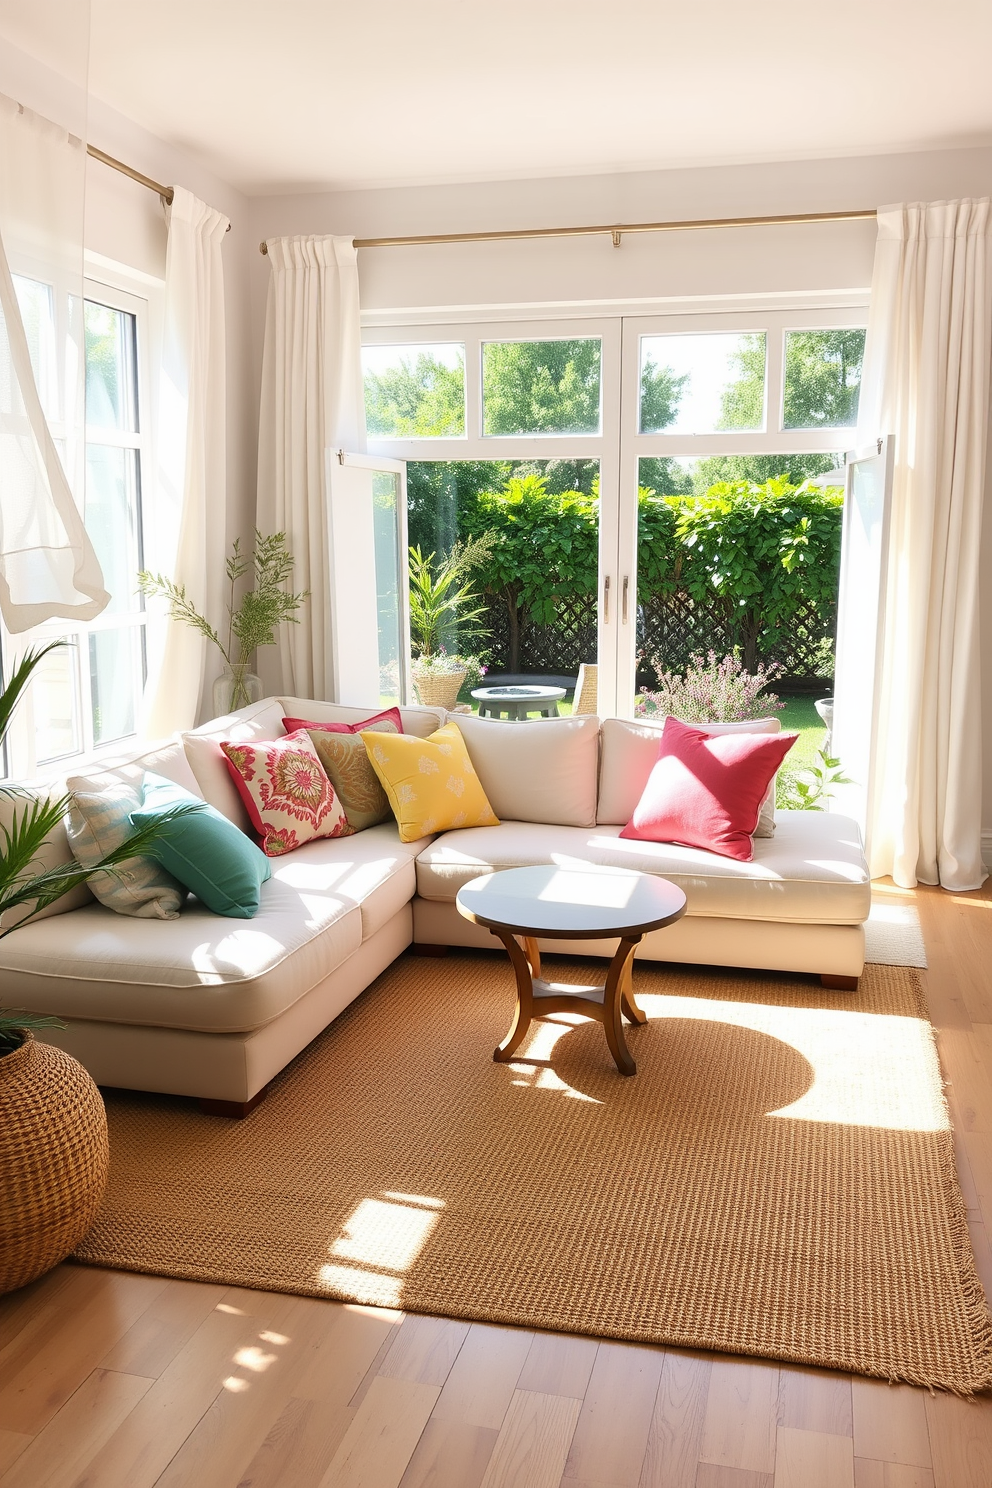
{"left": 622, "top": 575, "right": 629, "bottom": 624}
{"left": 603, "top": 574, "right": 610, "bottom": 623}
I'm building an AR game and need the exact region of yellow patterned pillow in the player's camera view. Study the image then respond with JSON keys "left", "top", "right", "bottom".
{"left": 360, "top": 721, "right": 499, "bottom": 843}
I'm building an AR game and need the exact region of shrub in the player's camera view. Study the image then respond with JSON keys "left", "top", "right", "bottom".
{"left": 636, "top": 650, "right": 784, "bottom": 723}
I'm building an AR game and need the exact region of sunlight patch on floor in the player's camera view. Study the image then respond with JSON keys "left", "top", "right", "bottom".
{"left": 317, "top": 1191, "right": 445, "bottom": 1306}
{"left": 636, "top": 992, "right": 948, "bottom": 1132}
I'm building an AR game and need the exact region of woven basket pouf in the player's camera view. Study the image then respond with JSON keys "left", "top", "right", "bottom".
{"left": 0, "top": 1033, "right": 109, "bottom": 1294}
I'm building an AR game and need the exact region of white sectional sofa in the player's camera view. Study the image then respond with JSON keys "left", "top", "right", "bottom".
{"left": 0, "top": 696, "right": 871, "bottom": 1114}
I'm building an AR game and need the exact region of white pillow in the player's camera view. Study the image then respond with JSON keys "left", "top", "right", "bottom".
{"left": 598, "top": 716, "right": 782, "bottom": 836}
{"left": 278, "top": 697, "right": 447, "bottom": 739}
{"left": 65, "top": 775, "right": 185, "bottom": 919}
{"left": 182, "top": 698, "right": 288, "bottom": 830}
{"left": 454, "top": 713, "right": 601, "bottom": 828}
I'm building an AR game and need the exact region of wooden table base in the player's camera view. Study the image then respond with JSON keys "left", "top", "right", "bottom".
{"left": 492, "top": 931, "right": 647, "bottom": 1076}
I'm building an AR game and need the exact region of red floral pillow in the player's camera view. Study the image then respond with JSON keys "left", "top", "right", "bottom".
{"left": 220, "top": 730, "right": 349, "bottom": 856}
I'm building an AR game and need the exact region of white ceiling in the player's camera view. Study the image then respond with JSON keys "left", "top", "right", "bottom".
{"left": 5, "top": 0, "right": 992, "bottom": 195}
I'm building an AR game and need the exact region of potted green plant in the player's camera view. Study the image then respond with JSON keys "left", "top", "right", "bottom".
{"left": 0, "top": 642, "right": 193, "bottom": 1294}
{"left": 139, "top": 530, "right": 309, "bottom": 713}
{"left": 408, "top": 535, "right": 494, "bottom": 710}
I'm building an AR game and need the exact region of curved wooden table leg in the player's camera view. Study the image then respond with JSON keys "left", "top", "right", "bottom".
{"left": 523, "top": 936, "right": 542, "bottom": 982}
{"left": 602, "top": 937, "right": 641, "bottom": 1076}
{"left": 493, "top": 930, "right": 537, "bottom": 1063}
{"left": 619, "top": 949, "right": 647, "bottom": 1025}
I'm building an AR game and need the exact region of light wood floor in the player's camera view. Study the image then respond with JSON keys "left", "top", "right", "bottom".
{"left": 2, "top": 880, "right": 991, "bottom": 1488}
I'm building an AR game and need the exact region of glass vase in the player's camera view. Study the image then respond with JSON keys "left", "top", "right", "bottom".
{"left": 213, "top": 663, "right": 263, "bottom": 717}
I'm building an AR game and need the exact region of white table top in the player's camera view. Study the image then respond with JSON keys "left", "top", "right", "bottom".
{"left": 471, "top": 685, "right": 567, "bottom": 701}
{"left": 456, "top": 865, "right": 687, "bottom": 939}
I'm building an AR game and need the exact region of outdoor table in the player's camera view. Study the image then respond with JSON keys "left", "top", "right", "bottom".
{"left": 471, "top": 685, "right": 566, "bottom": 720}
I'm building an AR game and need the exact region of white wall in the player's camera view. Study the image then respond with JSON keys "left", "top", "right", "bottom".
{"left": 248, "top": 146, "right": 992, "bottom": 849}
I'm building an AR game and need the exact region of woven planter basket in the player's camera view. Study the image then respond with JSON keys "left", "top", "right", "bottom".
{"left": 412, "top": 668, "right": 467, "bottom": 711}
{"left": 0, "top": 1033, "right": 109, "bottom": 1294}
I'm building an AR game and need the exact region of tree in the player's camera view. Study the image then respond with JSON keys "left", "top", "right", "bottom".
{"left": 481, "top": 339, "right": 602, "bottom": 434}
{"left": 688, "top": 452, "right": 840, "bottom": 492}
{"left": 717, "top": 333, "right": 766, "bottom": 431}
{"left": 365, "top": 351, "right": 465, "bottom": 437}
{"left": 783, "top": 330, "right": 866, "bottom": 428}
{"left": 639, "top": 357, "right": 688, "bottom": 433}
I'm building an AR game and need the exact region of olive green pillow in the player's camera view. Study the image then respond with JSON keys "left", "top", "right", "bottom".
{"left": 306, "top": 722, "right": 399, "bottom": 833}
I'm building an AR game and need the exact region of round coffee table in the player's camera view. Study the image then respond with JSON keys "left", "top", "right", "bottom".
{"left": 471, "top": 685, "right": 566, "bottom": 720}
{"left": 455, "top": 866, "right": 687, "bottom": 1076}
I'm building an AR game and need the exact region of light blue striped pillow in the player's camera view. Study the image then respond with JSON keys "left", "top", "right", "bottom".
{"left": 66, "top": 775, "right": 186, "bottom": 919}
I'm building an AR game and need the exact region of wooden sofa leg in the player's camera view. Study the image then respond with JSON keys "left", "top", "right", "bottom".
{"left": 820, "top": 973, "right": 859, "bottom": 991}
{"left": 411, "top": 943, "right": 451, "bottom": 957}
{"left": 198, "top": 1087, "right": 268, "bottom": 1119}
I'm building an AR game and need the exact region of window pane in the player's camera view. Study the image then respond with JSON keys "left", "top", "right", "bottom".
{"left": 363, "top": 343, "right": 464, "bottom": 437}
{"left": 33, "top": 638, "right": 81, "bottom": 762}
{"left": 639, "top": 332, "right": 766, "bottom": 434}
{"left": 89, "top": 628, "right": 138, "bottom": 743}
{"left": 783, "top": 329, "right": 866, "bottom": 429}
{"left": 372, "top": 470, "right": 403, "bottom": 705}
{"left": 638, "top": 451, "right": 841, "bottom": 496}
{"left": 84, "top": 300, "right": 137, "bottom": 432}
{"left": 408, "top": 459, "right": 599, "bottom": 704}
{"left": 85, "top": 445, "right": 141, "bottom": 614}
{"left": 482, "top": 339, "right": 601, "bottom": 436}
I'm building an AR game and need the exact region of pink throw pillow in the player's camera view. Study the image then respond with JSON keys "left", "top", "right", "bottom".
{"left": 619, "top": 715, "right": 798, "bottom": 862}
{"left": 220, "top": 730, "right": 349, "bottom": 856}
{"left": 281, "top": 707, "right": 403, "bottom": 736}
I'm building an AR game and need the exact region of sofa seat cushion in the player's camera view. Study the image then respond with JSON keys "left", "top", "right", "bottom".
{"left": 272, "top": 822, "right": 431, "bottom": 941}
{"left": 414, "top": 810, "right": 870, "bottom": 926}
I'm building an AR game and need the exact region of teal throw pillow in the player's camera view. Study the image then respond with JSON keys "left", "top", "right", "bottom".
{"left": 131, "top": 772, "right": 271, "bottom": 919}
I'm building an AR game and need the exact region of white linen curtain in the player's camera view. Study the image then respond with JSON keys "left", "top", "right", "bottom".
{"left": 256, "top": 235, "right": 366, "bottom": 701}
{"left": 858, "top": 198, "right": 992, "bottom": 891}
{"left": 142, "top": 187, "right": 230, "bottom": 735}
{"left": 0, "top": 94, "right": 108, "bottom": 632}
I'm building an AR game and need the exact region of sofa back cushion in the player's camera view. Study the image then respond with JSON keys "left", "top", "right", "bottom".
{"left": 598, "top": 716, "right": 782, "bottom": 834}
{"left": 454, "top": 713, "right": 601, "bottom": 828}
{"left": 278, "top": 697, "right": 445, "bottom": 739}
{"left": 182, "top": 698, "right": 288, "bottom": 831}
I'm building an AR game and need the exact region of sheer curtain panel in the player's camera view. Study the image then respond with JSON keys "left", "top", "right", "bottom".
{"left": 142, "top": 187, "right": 230, "bottom": 735}
{"left": 0, "top": 94, "right": 108, "bottom": 632}
{"left": 256, "top": 235, "right": 366, "bottom": 701}
{"left": 858, "top": 198, "right": 992, "bottom": 891}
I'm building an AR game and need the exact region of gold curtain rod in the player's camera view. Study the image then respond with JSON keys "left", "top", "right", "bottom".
{"left": 87, "top": 144, "right": 232, "bottom": 231}
{"left": 258, "top": 206, "right": 876, "bottom": 256}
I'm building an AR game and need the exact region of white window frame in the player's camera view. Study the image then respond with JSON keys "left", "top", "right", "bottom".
{"left": 363, "top": 296, "right": 870, "bottom": 718}
{"left": 2, "top": 264, "right": 162, "bottom": 781}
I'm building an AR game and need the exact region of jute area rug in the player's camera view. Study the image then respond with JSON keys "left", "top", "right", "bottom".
{"left": 76, "top": 952, "right": 992, "bottom": 1394}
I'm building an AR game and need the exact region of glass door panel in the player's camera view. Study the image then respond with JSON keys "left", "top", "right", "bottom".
{"left": 371, "top": 469, "right": 406, "bottom": 706}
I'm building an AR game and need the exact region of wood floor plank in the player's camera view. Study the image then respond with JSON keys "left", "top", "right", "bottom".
{"left": 318, "top": 1374, "right": 440, "bottom": 1488}
{"left": 218, "top": 1396, "right": 354, "bottom": 1488}
{"left": 478, "top": 1389, "right": 580, "bottom": 1488}
{"left": 378, "top": 1315, "right": 471, "bottom": 1388}
{"left": 562, "top": 1340, "right": 665, "bottom": 1487}
{"left": 853, "top": 1459, "right": 936, "bottom": 1487}
{"left": 517, "top": 1333, "right": 599, "bottom": 1400}
{"left": 62, "top": 1304, "right": 275, "bottom": 1488}
{"left": 397, "top": 1417, "right": 500, "bottom": 1488}
{"left": 923, "top": 1390, "right": 992, "bottom": 1488}
{"left": 777, "top": 1367, "right": 853, "bottom": 1437}
{"left": 0, "top": 1368, "right": 153, "bottom": 1488}
{"left": 699, "top": 1360, "right": 779, "bottom": 1475}
{"left": 348, "top": 1320, "right": 404, "bottom": 1408}
{"left": 936, "top": 1030, "right": 992, "bottom": 1134}
{"left": 283, "top": 1302, "right": 397, "bottom": 1407}
{"left": 694, "top": 1466, "right": 774, "bottom": 1488}
{"left": 773, "top": 1426, "right": 854, "bottom": 1488}
{"left": 966, "top": 1219, "right": 992, "bottom": 1305}
{"left": 0, "top": 1268, "right": 167, "bottom": 1435}
{"left": 850, "top": 1380, "right": 931, "bottom": 1470}
{"left": 431, "top": 1322, "right": 533, "bottom": 1430}
{"left": 97, "top": 1280, "right": 229, "bottom": 1380}
{"left": 0, "top": 1433, "right": 31, "bottom": 1477}
{"left": 638, "top": 1349, "right": 712, "bottom": 1488}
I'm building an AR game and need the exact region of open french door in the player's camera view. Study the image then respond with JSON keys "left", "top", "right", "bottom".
{"left": 327, "top": 451, "right": 410, "bottom": 707}
{"left": 830, "top": 437, "right": 894, "bottom": 845}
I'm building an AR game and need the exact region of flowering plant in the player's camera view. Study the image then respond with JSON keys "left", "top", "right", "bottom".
{"left": 636, "top": 649, "right": 783, "bottom": 723}
{"left": 410, "top": 649, "right": 488, "bottom": 689}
